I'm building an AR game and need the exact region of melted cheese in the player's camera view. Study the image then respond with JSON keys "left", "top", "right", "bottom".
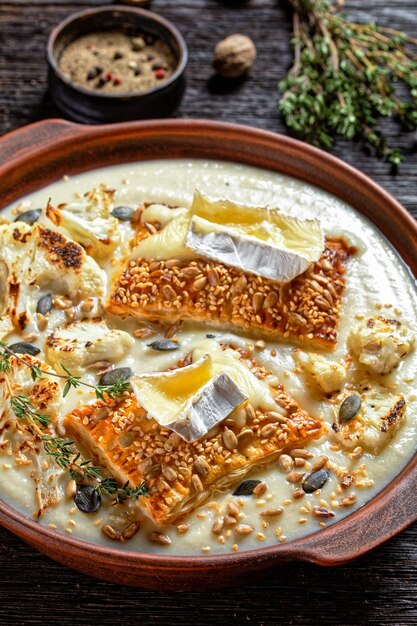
{"left": 192, "top": 339, "right": 284, "bottom": 413}
{"left": 133, "top": 192, "right": 324, "bottom": 283}
{"left": 131, "top": 353, "right": 248, "bottom": 442}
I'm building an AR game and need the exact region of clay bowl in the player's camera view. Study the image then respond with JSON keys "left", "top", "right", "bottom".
{"left": 0, "top": 119, "right": 416, "bottom": 590}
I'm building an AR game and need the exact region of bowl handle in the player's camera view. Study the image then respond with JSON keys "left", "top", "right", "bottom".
{"left": 0, "top": 119, "right": 86, "bottom": 165}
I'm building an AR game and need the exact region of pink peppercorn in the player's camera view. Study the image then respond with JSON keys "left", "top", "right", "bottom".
{"left": 155, "top": 68, "right": 166, "bottom": 79}
{"left": 113, "top": 76, "right": 122, "bottom": 86}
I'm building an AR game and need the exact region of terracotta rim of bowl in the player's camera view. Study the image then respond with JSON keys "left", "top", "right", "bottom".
{"left": 0, "top": 118, "right": 416, "bottom": 588}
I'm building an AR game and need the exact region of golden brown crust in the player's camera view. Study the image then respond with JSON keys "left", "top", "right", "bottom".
{"left": 64, "top": 350, "right": 323, "bottom": 526}
{"left": 38, "top": 224, "right": 83, "bottom": 270}
{"left": 107, "top": 231, "right": 351, "bottom": 349}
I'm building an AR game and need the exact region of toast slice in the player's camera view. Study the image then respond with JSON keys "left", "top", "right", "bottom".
{"left": 107, "top": 224, "right": 351, "bottom": 349}
{"left": 64, "top": 346, "right": 323, "bottom": 526}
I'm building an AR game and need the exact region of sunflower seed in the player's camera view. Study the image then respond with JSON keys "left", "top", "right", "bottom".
{"left": 234, "top": 275, "right": 247, "bottom": 292}
{"left": 260, "top": 507, "right": 283, "bottom": 517}
{"left": 149, "top": 531, "right": 171, "bottom": 545}
{"left": 8, "top": 342, "right": 40, "bottom": 356}
{"left": 147, "top": 339, "right": 179, "bottom": 351}
{"left": 227, "top": 500, "right": 240, "bottom": 517}
{"left": 286, "top": 471, "right": 305, "bottom": 483}
{"left": 253, "top": 482, "right": 267, "bottom": 496}
{"left": 194, "top": 456, "right": 210, "bottom": 477}
{"left": 191, "top": 474, "right": 204, "bottom": 492}
{"left": 252, "top": 292, "right": 264, "bottom": 313}
{"left": 233, "top": 479, "right": 261, "bottom": 496}
{"left": 121, "top": 521, "right": 140, "bottom": 541}
{"left": 133, "top": 327, "right": 156, "bottom": 339}
{"left": 212, "top": 516, "right": 224, "bottom": 535}
{"left": 102, "top": 524, "right": 119, "bottom": 540}
{"left": 161, "top": 465, "right": 177, "bottom": 482}
{"left": 192, "top": 276, "right": 208, "bottom": 291}
{"left": 278, "top": 454, "right": 294, "bottom": 472}
{"left": 264, "top": 291, "right": 278, "bottom": 309}
{"left": 234, "top": 524, "right": 253, "bottom": 536}
{"left": 14, "top": 208, "right": 41, "bottom": 225}
{"left": 222, "top": 427, "right": 237, "bottom": 450}
{"left": 311, "top": 455, "right": 329, "bottom": 472}
{"left": 260, "top": 423, "right": 277, "bottom": 439}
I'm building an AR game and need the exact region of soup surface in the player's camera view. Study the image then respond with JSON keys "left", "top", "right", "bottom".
{"left": 0, "top": 159, "right": 416, "bottom": 555}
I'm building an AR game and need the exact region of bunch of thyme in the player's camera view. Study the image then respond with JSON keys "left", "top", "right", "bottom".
{"left": 0, "top": 342, "right": 147, "bottom": 505}
{"left": 279, "top": 0, "right": 417, "bottom": 164}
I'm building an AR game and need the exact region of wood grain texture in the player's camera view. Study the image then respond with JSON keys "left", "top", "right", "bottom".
{"left": 0, "top": 0, "right": 416, "bottom": 623}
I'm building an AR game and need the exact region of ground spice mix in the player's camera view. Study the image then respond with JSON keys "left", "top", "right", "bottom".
{"left": 59, "top": 31, "right": 176, "bottom": 93}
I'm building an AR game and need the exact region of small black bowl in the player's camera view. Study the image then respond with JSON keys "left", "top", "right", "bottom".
{"left": 47, "top": 5, "right": 187, "bottom": 123}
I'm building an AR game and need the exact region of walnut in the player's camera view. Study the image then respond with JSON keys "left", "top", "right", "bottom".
{"left": 212, "top": 34, "right": 256, "bottom": 78}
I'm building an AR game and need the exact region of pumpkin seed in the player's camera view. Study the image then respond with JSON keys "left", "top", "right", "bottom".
{"left": 74, "top": 484, "right": 101, "bottom": 513}
{"left": 147, "top": 339, "right": 179, "bottom": 351}
{"left": 36, "top": 293, "right": 53, "bottom": 315}
{"left": 14, "top": 208, "right": 41, "bottom": 225}
{"left": 339, "top": 394, "right": 361, "bottom": 423}
{"left": 8, "top": 342, "right": 40, "bottom": 356}
{"left": 302, "top": 469, "right": 330, "bottom": 494}
{"left": 111, "top": 205, "right": 135, "bottom": 221}
{"left": 98, "top": 367, "right": 133, "bottom": 386}
{"left": 233, "top": 479, "right": 261, "bottom": 496}
{"left": 206, "top": 333, "right": 216, "bottom": 339}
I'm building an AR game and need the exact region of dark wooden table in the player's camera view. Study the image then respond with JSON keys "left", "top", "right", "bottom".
{"left": 0, "top": 1, "right": 416, "bottom": 624}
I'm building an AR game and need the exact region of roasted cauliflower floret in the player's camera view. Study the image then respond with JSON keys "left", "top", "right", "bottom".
{"left": 0, "top": 354, "right": 62, "bottom": 424}
{"left": 0, "top": 316, "right": 13, "bottom": 341}
{"left": 45, "top": 319, "right": 134, "bottom": 374}
{"left": 295, "top": 351, "right": 347, "bottom": 394}
{"left": 0, "top": 222, "right": 105, "bottom": 330}
{"left": 332, "top": 387, "right": 406, "bottom": 454}
{"left": 46, "top": 186, "right": 120, "bottom": 259}
{"left": 348, "top": 316, "right": 414, "bottom": 376}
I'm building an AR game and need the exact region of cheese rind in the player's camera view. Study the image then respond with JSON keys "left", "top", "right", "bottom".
{"left": 185, "top": 215, "right": 315, "bottom": 283}
{"left": 131, "top": 354, "right": 248, "bottom": 442}
{"left": 133, "top": 192, "right": 325, "bottom": 283}
{"left": 184, "top": 192, "right": 325, "bottom": 283}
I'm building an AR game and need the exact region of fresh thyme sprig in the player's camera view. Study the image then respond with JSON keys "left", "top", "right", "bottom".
{"left": 11, "top": 395, "right": 51, "bottom": 428}
{"left": 0, "top": 342, "right": 148, "bottom": 506}
{"left": 42, "top": 436, "right": 148, "bottom": 502}
{"left": 279, "top": 0, "right": 417, "bottom": 164}
{"left": 0, "top": 341, "right": 131, "bottom": 401}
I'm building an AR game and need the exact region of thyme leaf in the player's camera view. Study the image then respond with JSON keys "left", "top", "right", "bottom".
{"left": 279, "top": 0, "right": 417, "bottom": 165}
